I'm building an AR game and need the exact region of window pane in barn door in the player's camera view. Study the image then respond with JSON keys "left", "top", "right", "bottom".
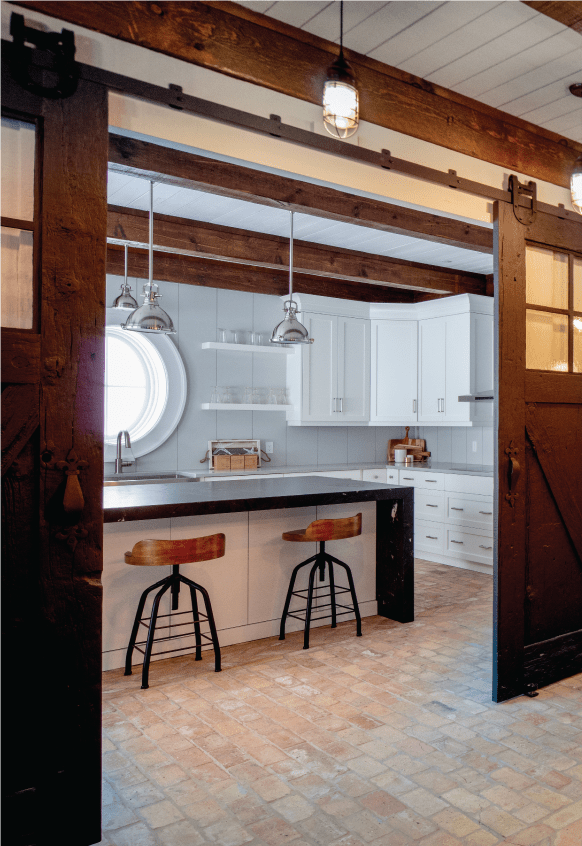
{"left": 574, "top": 318, "right": 582, "bottom": 374}
{"left": 1, "top": 117, "right": 35, "bottom": 221}
{"left": 1, "top": 226, "right": 33, "bottom": 329}
{"left": 1, "top": 117, "right": 35, "bottom": 329}
{"left": 525, "top": 246, "right": 568, "bottom": 310}
{"left": 574, "top": 257, "right": 582, "bottom": 313}
{"left": 525, "top": 309, "right": 568, "bottom": 372}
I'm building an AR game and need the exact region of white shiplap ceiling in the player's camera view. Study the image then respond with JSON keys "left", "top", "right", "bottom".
{"left": 239, "top": 1, "right": 582, "bottom": 143}
{"left": 108, "top": 170, "right": 493, "bottom": 275}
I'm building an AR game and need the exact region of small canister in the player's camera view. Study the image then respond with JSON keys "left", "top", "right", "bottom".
{"left": 404, "top": 455, "right": 414, "bottom": 465}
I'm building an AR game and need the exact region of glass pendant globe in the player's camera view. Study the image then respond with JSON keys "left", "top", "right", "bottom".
{"left": 323, "top": 79, "right": 359, "bottom": 139}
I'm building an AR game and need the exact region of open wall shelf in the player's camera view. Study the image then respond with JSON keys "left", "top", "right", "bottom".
{"left": 201, "top": 403, "right": 291, "bottom": 411}
{"left": 201, "top": 342, "right": 292, "bottom": 354}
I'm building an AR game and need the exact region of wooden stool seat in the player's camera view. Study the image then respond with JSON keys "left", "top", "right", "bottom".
{"left": 280, "top": 514, "right": 362, "bottom": 649}
{"left": 282, "top": 514, "right": 362, "bottom": 543}
{"left": 124, "top": 533, "right": 224, "bottom": 689}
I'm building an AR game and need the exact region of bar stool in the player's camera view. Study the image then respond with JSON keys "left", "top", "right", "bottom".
{"left": 279, "top": 513, "right": 362, "bottom": 649}
{"left": 124, "top": 534, "right": 224, "bottom": 689}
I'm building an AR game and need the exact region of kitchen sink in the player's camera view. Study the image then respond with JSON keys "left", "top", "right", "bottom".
{"left": 104, "top": 473, "right": 201, "bottom": 486}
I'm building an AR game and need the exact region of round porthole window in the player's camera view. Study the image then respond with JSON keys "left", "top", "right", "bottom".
{"left": 104, "top": 309, "right": 186, "bottom": 461}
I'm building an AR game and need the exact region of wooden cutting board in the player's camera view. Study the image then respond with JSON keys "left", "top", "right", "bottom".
{"left": 387, "top": 427, "right": 429, "bottom": 462}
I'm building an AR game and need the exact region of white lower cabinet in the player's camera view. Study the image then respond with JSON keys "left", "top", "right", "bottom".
{"left": 362, "top": 468, "right": 387, "bottom": 483}
{"left": 394, "top": 469, "right": 493, "bottom": 573}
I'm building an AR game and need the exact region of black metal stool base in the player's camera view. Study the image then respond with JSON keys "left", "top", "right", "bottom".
{"left": 124, "top": 565, "right": 221, "bottom": 689}
{"left": 279, "top": 541, "right": 362, "bottom": 649}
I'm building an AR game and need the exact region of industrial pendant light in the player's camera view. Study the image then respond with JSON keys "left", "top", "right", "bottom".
{"left": 270, "top": 211, "right": 313, "bottom": 345}
{"left": 112, "top": 244, "right": 139, "bottom": 309}
{"left": 322, "top": 0, "right": 359, "bottom": 139}
{"left": 122, "top": 181, "right": 176, "bottom": 334}
{"left": 570, "top": 85, "right": 582, "bottom": 215}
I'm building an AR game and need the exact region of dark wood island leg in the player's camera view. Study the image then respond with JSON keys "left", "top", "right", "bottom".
{"left": 376, "top": 490, "right": 414, "bottom": 623}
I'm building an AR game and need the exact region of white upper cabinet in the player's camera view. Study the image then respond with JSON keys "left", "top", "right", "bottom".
{"left": 370, "top": 319, "right": 418, "bottom": 424}
{"left": 286, "top": 293, "right": 493, "bottom": 427}
{"left": 418, "top": 300, "right": 493, "bottom": 426}
{"left": 286, "top": 296, "right": 370, "bottom": 425}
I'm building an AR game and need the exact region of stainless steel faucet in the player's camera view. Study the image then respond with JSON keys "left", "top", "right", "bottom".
{"left": 115, "top": 430, "right": 132, "bottom": 473}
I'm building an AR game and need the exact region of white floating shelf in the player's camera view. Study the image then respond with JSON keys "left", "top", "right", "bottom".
{"left": 201, "top": 341, "right": 292, "bottom": 355}
{"left": 202, "top": 403, "right": 292, "bottom": 411}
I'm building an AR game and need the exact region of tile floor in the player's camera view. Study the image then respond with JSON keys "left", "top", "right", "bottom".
{"left": 101, "top": 560, "right": 582, "bottom": 846}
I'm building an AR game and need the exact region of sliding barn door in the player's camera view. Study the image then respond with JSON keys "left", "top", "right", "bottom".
{"left": 494, "top": 198, "right": 582, "bottom": 703}
{"left": 2, "top": 46, "right": 107, "bottom": 845}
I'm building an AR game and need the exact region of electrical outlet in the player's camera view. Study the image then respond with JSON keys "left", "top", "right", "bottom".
{"left": 265, "top": 441, "right": 273, "bottom": 454}
{"left": 472, "top": 440, "right": 477, "bottom": 453}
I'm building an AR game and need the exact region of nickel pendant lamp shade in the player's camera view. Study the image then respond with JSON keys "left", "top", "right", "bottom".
{"left": 270, "top": 211, "right": 313, "bottom": 345}
{"left": 112, "top": 244, "right": 139, "bottom": 309}
{"left": 122, "top": 181, "right": 176, "bottom": 334}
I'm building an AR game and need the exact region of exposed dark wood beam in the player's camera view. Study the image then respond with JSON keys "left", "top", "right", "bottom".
{"left": 15, "top": 1, "right": 582, "bottom": 188}
{"left": 106, "top": 244, "right": 416, "bottom": 303}
{"left": 108, "top": 205, "right": 488, "bottom": 297}
{"left": 109, "top": 135, "right": 493, "bottom": 255}
{"left": 522, "top": 1, "right": 582, "bottom": 33}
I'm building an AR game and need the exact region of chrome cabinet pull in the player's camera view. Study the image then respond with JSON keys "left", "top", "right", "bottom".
{"left": 339, "top": 397, "right": 343, "bottom": 413}
{"left": 333, "top": 398, "right": 337, "bottom": 412}
{"left": 425, "top": 479, "right": 437, "bottom": 483}
{"left": 427, "top": 504, "right": 438, "bottom": 507}
{"left": 413, "top": 399, "right": 417, "bottom": 413}
{"left": 479, "top": 544, "right": 493, "bottom": 550}
{"left": 426, "top": 535, "right": 438, "bottom": 540}
{"left": 402, "top": 477, "right": 414, "bottom": 480}
{"left": 479, "top": 511, "right": 492, "bottom": 515}
{"left": 451, "top": 507, "right": 464, "bottom": 511}
{"left": 451, "top": 539, "right": 464, "bottom": 544}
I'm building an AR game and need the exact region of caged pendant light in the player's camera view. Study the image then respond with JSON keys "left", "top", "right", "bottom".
{"left": 112, "top": 244, "right": 139, "bottom": 309}
{"left": 270, "top": 211, "right": 313, "bottom": 345}
{"left": 322, "top": 0, "right": 359, "bottom": 139}
{"left": 122, "top": 180, "right": 176, "bottom": 334}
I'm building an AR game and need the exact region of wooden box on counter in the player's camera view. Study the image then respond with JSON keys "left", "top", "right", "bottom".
{"left": 213, "top": 454, "right": 259, "bottom": 471}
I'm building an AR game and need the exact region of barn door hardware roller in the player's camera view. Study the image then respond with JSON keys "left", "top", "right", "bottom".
{"left": 9, "top": 12, "right": 79, "bottom": 99}
{"left": 509, "top": 174, "right": 537, "bottom": 225}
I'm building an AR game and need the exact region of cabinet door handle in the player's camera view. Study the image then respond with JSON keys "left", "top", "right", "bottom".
{"left": 339, "top": 397, "right": 343, "bottom": 413}
{"left": 427, "top": 504, "right": 438, "bottom": 507}
{"left": 451, "top": 539, "right": 464, "bottom": 544}
{"left": 333, "top": 397, "right": 337, "bottom": 412}
{"left": 479, "top": 511, "right": 492, "bottom": 515}
{"left": 425, "top": 479, "right": 437, "bottom": 483}
{"left": 413, "top": 399, "right": 416, "bottom": 413}
{"left": 479, "top": 545, "right": 492, "bottom": 550}
{"left": 402, "top": 477, "right": 414, "bottom": 481}
{"left": 451, "top": 507, "right": 464, "bottom": 511}
{"left": 426, "top": 535, "right": 438, "bottom": 540}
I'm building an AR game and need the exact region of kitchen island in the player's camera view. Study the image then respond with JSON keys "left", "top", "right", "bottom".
{"left": 103, "top": 476, "right": 413, "bottom": 671}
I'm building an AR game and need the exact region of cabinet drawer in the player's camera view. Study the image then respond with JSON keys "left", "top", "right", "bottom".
{"left": 415, "top": 490, "right": 445, "bottom": 521}
{"left": 445, "top": 474, "right": 493, "bottom": 496}
{"left": 362, "top": 469, "right": 387, "bottom": 483}
{"left": 399, "top": 471, "right": 444, "bottom": 490}
{"left": 415, "top": 519, "right": 445, "bottom": 553}
{"left": 446, "top": 527, "right": 494, "bottom": 563}
{"left": 446, "top": 494, "right": 493, "bottom": 530}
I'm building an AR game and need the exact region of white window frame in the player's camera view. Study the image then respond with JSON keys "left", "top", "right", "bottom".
{"left": 104, "top": 308, "right": 186, "bottom": 461}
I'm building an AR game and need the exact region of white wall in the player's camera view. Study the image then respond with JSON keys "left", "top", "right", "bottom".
{"left": 105, "top": 274, "right": 493, "bottom": 473}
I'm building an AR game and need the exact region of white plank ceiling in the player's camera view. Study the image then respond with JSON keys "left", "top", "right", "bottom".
{"left": 108, "top": 169, "right": 493, "bottom": 275}
{"left": 239, "top": 1, "right": 582, "bottom": 143}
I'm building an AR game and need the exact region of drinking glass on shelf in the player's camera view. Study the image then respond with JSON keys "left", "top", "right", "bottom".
{"left": 210, "top": 386, "right": 220, "bottom": 404}
{"left": 237, "top": 330, "right": 251, "bottom": 345}
{"left": 229, "top": 386, "right": 241, "bottom": 403}
{"left": 217, "top": 328, "right": 228, "bottom": 343}
{"left": 267, "top": 388, "right": 277, "bottom": 405}
{"left": 242, "top": 387, "right": 253, "bottom": 405}
{"left": 250, "top": 331, "right": 260, "bottom": 346}
{"left": 251, "top": 388, "right": 263, "bottom": 405}
{"left": 277, "top": 388, "right": 288, "bottom": 405}
{"left": 221, "top": 387, "right": 232, "bottom": 403}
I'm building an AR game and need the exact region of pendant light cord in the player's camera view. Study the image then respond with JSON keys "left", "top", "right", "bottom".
{"left": 288, "top": 210, "right": 294, "bottom": 305}
{"left": 339, "top": 0, "right": 344, "bottom": 59}
{"left": 124, "top": 242, "right": 128, "bottom": 286}
{"left": 149, "top": 180, "right": 154, "bottom": 288}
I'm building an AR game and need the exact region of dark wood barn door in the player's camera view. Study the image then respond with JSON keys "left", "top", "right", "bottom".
{"left": 494, "top": 198, "right": 582, "bottom": 703}
{"left": 2, "top": 48, "right": 107, "bottom": 845}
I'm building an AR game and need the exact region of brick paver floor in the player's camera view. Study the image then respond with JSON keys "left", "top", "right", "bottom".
{"left": 100, "top": 560, "right": 582, "bottom": 845}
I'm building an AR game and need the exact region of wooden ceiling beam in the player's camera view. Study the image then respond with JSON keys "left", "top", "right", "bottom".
{"left": 108, "top": 134, "right": 493, "bottom": 254}
{"left": 106, "top": 244, "right": 416, "bottom": 304}
{"left": 15, "top": 1, "right": 582, "bottom": 188}
{"left": 108, "top": 205, "right": 487, "bottom": 297}
{"left": 521, "top": 2, "right": 582, "bottom": 34}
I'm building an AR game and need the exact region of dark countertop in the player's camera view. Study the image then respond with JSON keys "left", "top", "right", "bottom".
{"left": 103, "top": 475, "right": 412, "bottom": 523}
